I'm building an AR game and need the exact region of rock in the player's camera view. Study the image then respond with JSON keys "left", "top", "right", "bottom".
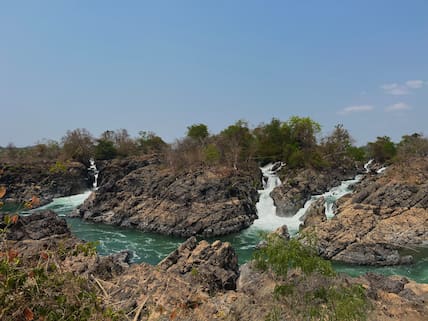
{"left": 0, "top": 161, "right": 92, "bottom": 207}
{"left": 158, "top": 237, "right": 239, "bottom": 292}
{"left": 273, "top": 225, "right": 290, "bottom": 240}
{"left": 304, "top": 157, "right": 428, "bottom": 266}
{"left": 89, "top": 251, "right": 132, "bottom": 280}
{"left": 0, "top": 210, "right": 70, "bottom": 240}
{"left": 364, "top": 273, "right": 408, "bottom": 295}
{"left": 300, "top": 197, "right": 326, "bottom": 228}
{"left": 271, "top": 167, "right": 358, "bottom": 217}
{"left": 75, "top": 157, "right": 260, "bottom": 237}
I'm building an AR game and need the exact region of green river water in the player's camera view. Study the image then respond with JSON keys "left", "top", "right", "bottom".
{"left": 5, "top": 161, "right": 427, "bottom": 284}
{"left": 35, "top": 187, "right": 428, "bottom": 284}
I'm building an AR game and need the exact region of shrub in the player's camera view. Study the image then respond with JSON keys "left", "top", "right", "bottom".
{"left": 253, "top": 233, "right": 369, "bottom": 321}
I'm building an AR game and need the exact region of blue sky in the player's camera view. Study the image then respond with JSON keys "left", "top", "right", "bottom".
{"left": 1, "top": 1, "right": 427, "bottom": 146}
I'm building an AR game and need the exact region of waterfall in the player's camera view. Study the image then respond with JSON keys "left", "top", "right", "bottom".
{"left": 322, "top": 159, "right": 375, "bottom": 218}
{"left": 364, "top": 159, "right": 374, "bottom": 173}
{"left": 89, "top": 159, "right": 99, "bottom": 190}
{"left": 252, "top": 162, "right": 306, "bottom": 233}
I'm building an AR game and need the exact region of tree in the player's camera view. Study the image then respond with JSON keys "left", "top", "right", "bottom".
{"left": 367, "top": 136, "right": 396, "bottom": 163}
{"left": 288, "top": 116, "right": 321, "bottom": 151}
{"left": 203, "top": 144, "right": 221, "bottom": 165}
{"left": 113, "top": 129, "right": 137, "bottom": 157}
{"left": 396, "top": 133, "right": 428, "bottom": 159}
{"left": 61, "top": 128, "right": 94, "bottom": 165}
{"left": 137, "top": 131, "right": 167, "bottom": 154}
{"left": 219, "top": 120, "right": 254, "bottom": 169}
{"left": 94, "top": 139, "right": 117, "bottom": 160}
{"left": 186, "top": 123, "right": 209, "bottom": 143}
{"left": 321, "top": 124, "right": 356, "bottom": 166}
{"left": 253, "top": 118, "right": 286, "bottom": 163}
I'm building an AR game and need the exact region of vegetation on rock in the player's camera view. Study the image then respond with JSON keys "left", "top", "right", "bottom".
{"left": 254, "top": 233, "right": 369, "bottom": 321}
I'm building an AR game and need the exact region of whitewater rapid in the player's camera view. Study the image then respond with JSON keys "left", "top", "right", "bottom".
{"left": 251, "top": 160, "right": 376, "bottom": 233}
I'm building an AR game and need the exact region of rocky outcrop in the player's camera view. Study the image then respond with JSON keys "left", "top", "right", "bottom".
{"left": 304, "top": 157, "right": 428, "bottom": 266}
{"left": 73, "top": 157, "right": 260, "bottom": 237}
{"left": 2, "top": 211, "right": 427, "bottom": 321}
{"left": 271, "top": 167, "right": 359, "bottom": 216}
{"left": 300, "top": 196, "right": 327, "bottom": 228}
{"left": 0, "top": 161, "right": 91, "bottom": 207}
{"left": 0, "top": 210, "right": 70, "bottom": 240}
{"left": 158, "top": 237, "right": 239, "bottom": 292}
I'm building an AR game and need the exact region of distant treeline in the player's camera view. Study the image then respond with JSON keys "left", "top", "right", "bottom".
{"left": 1, "top": 117, "right": 427, "bottom": 170}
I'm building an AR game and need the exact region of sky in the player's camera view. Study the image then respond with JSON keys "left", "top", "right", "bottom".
{"left": 1, "top": 0, "right": 427, "bottom": 147}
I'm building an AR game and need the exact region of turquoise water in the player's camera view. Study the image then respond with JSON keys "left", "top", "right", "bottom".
{"left": 5, "top": 185, "right": 427, "bottom": 284}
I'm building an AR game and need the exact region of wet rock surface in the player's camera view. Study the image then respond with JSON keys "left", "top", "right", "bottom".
{"left": 74, "top": 157, "right": 260, "bottom": 237}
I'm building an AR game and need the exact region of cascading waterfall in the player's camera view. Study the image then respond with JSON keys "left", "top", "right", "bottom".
{"left": 24, "top": 159, "right": 427, "bottom": 282}
{"left": 364, "top": 159, "right": 374, "bottom": 172}
{"left": 89, "top": 158, "right": 99, "bottom": 190}
{"left": 252, "top": 162, "right": 287, "bottom": 231}
{"left": 252, "top": 162, "right": 316, "bottom": 234}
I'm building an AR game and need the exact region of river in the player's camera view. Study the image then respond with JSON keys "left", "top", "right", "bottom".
{"left": 32, "top": 162, "right": 428, "bottom": 283}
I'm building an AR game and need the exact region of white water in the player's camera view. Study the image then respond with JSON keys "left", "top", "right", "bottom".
{"left": 89, "top": 158, "right": 99, "bottom": 190}
{"left": 252, "top": 163, "right": 288, "bottom": 231}
{"left": 36, "top": 191, "right": 92, "bottom": 215}
{"left": 251, "top": 160, "right": 377, "bottom": 234}
{"left": 252, "top": 162, "right": 310, "bottom": 234}
{"left": 376, "top": 167, "right": 387, "bottom": 174}
{"left": 364, "top": 159, "right": 374, "bottom": 173}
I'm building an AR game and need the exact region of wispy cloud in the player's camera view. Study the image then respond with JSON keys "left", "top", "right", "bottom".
{"left": 381, "top": 80, "right": 426, "bottom": 95}
{"left": 385, "top": 102, "right": 412, "bottom": 112}
{"left": 405, "top": 80, "right": 425, "bottom": 89}
{"left": 339, "top": 105, "right": 374, "bottom": 115}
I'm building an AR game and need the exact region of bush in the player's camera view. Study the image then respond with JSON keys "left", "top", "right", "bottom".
{"left": 94, "top": 139, "right": 117, "bottom": 160}
{"left": 253, "top": 233, "right": 369, "bottom": 321}
{"left": 203, "top": 144, "right": 221, "bottom": 165}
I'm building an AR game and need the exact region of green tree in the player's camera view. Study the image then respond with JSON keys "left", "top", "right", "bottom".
{"left": 186, "top": 123, "right": 209, "bottom": 142}
{"left": 288, "top": 116, "right": 321, "bottom": 151}
{"left": 203, "top": 144, "right": 221, "bottom": 165}
{"left": 220, "top": 120, "right": 254, "bottom": 169}
{"left": 367, "top": 136, "right": 396, "bottom": 163}
{"left": 137, "top": 131, "right": 167, "bottom": 154}
{"left": 94, "top": 139, "right": 117, "bottom": 160}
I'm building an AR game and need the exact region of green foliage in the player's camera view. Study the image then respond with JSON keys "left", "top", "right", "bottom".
{"left": 219, "top": 120, "right": 255, "bottom": 168}
{"left": 254, "top": 233, "right": 335, "bottom": 277}
{"left": 203, "top": 144, "right": 221, "bottom": 164}
{"left": 347, "top": 146, "right": 366, "bottom": 162}
{"left": 94, "top": 139, "right": 117, "bottom": 160}
{"left": 0, "top": 218, "right": 120, "bottom": 321}
{"left": 186, "top": 123, "right": 209, "bottom": 141}
{"left": 49, "top": 161, "right": 67, "bottom": 173}
{"left": 253, "top": 116, "right": 322, "bottom": 168}
{"left": 367, "top": 136, "right": 397, "bottom": 163}
{"left": 137, "top": 131, "right": 167, "bottom": 154}
{"left": 254, "top": 233, "right": 369, "bottom": 321}
{"left": 73, "top": 241, "right": 99, "bottom": 257}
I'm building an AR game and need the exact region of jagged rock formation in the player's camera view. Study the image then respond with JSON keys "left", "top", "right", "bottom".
{"left": 73, "top": 157, "right": 260, "bottom": 237}
{"left": 271, "top": 167, "right": 359, "bottom": 216}
{"left": 0, "top": 161, "right": 91, "bottom": 207}
{"left": 2, "top": 211, "right": 427, "bottom": 321}
{"left": 303, "top": 157, "right": 428, "bottom": 266}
